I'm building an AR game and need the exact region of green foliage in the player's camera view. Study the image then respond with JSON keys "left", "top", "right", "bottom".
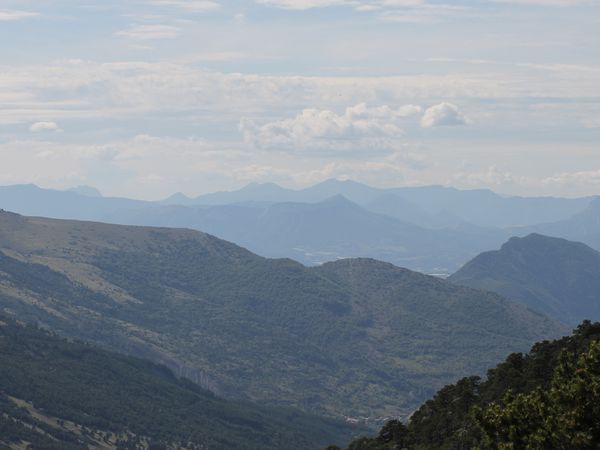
{"left": 342, "top": 321, "right": 600, "bottom": 450}
{"left": 0, "top": 315, "right": 359, "bottom": 449}
{"left": 476, "top": 341, "right": 600, "bottom": 449}
{"left": 0, "top": 214, "right": 562, "bottom": 422}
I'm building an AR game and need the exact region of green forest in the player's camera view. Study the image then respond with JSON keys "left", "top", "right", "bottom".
{"left": 0, "top": 213, "right": 561, "bottom": 421}
{"left": 338, "top": 321, "right": 600, "bottom": 449}
{"left": 0, "top": 315, "right": 360, "bottom": 450}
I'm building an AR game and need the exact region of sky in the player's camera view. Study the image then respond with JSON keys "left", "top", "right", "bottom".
{"left": 1, "top": 0, "right": 599, "bottom": 200}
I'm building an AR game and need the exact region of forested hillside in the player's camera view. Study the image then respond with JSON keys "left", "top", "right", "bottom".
{"left": 0, "top": 211, "right": 564, "bottom": 423}
{"left": 0, "top": 315, "right": 359, "bottom": 450}
{"left": 340, "top": 320, "right": 600, "bottom": 449}
{"left": 450, "top": 234, "right": 600, "bottom": 325}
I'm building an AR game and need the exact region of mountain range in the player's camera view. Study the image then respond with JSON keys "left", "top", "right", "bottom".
{"left": 1, "top": 181, "right": 597, "bottom": 276}
{"left": 449, "top": 234, "right": 600, "bottom": 326}
{"left": 108, "top": 195, "right": 507, "bottom": 274}
{"left": 161, "top": 179, "right": 592, "bottom": 229}
{"left": 512, "top": 197, "right": 600, "bottom": 252}
{"left": 0, "top": 210, "right": 564, "bottom": 423}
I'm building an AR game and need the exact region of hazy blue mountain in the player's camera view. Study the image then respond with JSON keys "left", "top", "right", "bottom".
{"left": 449, "top": 234, "right": 600, "bottom": 325}
{"left": 183, "top": 182, "right": 297, "bottom": 205}
{"left": 0, "top": 184, "right": 149, "bottom": 221}
{"left": 519, "top": 197, "right": 600, "bottom": 251}
{"left": 363, "top": 193, "right": 463, "bottom": 229}
{"left": 0, "top": 180, "right": 592, "bottom": 230}
{"left": 160, "top": 191, "right": 195, "bottom": 205}
{"left": 67, "top": 185, "right": 103, "bottom": 197}
{"left": 173, "top": 179, "right": 381, "bottom": 206}
{"left": 0, "top": 314, "right": 360, "bottom": 450}
{"left": 386, "top": 185, "right": 592, "bottom": 228}
{"left": 295, "top": 179, "right": 384, "bottom": 204}
{"left": 110, "top": 195, "right": 508, "bottom": 274}
{"left": 0, "top": 211, "right": 563, "bottom": 423}
{"left": 164, "top": 179, "right": 592, "bottom": 228}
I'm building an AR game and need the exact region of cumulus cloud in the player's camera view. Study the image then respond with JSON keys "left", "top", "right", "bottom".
{"left": 240, "top": 103, "right": 422, "bottom": 153}
{"left": 30, "top": 121, "right": 62, "bottom": 133}
{"left": 420, "top": 102, "right": 469, "bottom": 128}
{"left": 115, "top": 25, "right": 180, "bottom": 40}
{"left": 0, "top": 10, "right": 38, "bottom": 21}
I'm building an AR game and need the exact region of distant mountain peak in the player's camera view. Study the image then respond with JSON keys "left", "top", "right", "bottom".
{"left": 242, "top": 181, "right": 287, "bottom": 191}
{"left": 451, "top": 233, "right": 600, "bottom": 325}
{"left": 163, "top": 192, "right": 192, "bottom": 203}
{"left": 501, "top": 233, "right": 583, "bottom": 251}
{"left": 67, "top": 185, "right": 103, "bottom": 197}
{"left": 316, "top": 194, "right": 365, "bottom": 211}
{"left": 319, "top": 193, "right": 354, "bottom": 204}
{"left": 312, "top": 178, "right": 371, "bottom": 189}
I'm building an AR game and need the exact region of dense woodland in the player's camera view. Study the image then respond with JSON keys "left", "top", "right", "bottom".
{"left": 1, "top": 210, "right": 599, "bottom": 449}
{"left": 338, "top": 321, "right": 600, "bottom": 449}
{"left": 0, "top": 211, "right": 561, "bottom": 421}
{"left": 0, "top": 315, "right": 360, "bottom": 450}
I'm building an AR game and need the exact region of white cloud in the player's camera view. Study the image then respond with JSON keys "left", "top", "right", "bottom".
{"left": 233, "top": 13, "right": 246, "bottom": 23}
{"left": 0, "top": 9, "right": 38, "bottom": 21}
{"left": 0, "top": 135, "right": 247, "bottom": 199}
{"left": 254, "top": 0, "right": 440, "bottom": 11}
{"left": 380, "top": 0, "right": 425, "bottom": 5}
{"left": 493, "top": 0, "right": 597, "bottom": 6}
{"left": 240, "top": 103, "right": 422, "bottom": 153}
{"left": 115, "top": 25, "right": 180, "bottom": 40}
{"left": 254, "top": 0, "right": 466, "bottom": 19}
{"left": 420, "top": 102, "right": 468, "bottom": 128}
{"left": 542, "top": 170, "right": 600, "bottom": 187}
{"left": 2, "top": 59, "right": 597, "bottom": 128}
{"left": 255, "top": 0, "right": 353, "bottom": 10}
{"left": 453, "top": 166, "right": 528, "bottom": 188}
{"left": 30, "top": 121, "right": 62, "bottom": 133}
{"left": 150, "top": 0, "right": 220, "bottom": 11}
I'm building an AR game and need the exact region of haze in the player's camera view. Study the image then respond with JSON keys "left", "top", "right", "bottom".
{"left": 1, "top": 0, "right": 600, "bottom": 199}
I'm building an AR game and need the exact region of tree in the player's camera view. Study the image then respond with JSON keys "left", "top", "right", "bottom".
{"left": 475, "top": 341, "right": 600, "bottom": 450}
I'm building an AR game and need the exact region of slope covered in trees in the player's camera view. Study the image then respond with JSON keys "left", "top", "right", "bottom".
{"left": 449, "top": 234, "right": 600, "bottom": 325}
{"left": 340, "top": 320, "right": 600, "bottom": 449}
{"left": 0, "top": 315, "right": 360, "bottom": 450}
{"left": 0, "top": 211, "right": 563, "bottom": 423}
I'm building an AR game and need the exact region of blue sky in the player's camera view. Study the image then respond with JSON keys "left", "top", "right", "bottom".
{"left": 1, "top": 0, "right": 599, "bottom": 199}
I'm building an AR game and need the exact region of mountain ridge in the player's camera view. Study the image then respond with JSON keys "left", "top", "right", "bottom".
{"left": 449, "top": 233, "right": 600, "bottom": 325}
{"left": 0, "top": 210, "right": 565, "bottom": 422}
